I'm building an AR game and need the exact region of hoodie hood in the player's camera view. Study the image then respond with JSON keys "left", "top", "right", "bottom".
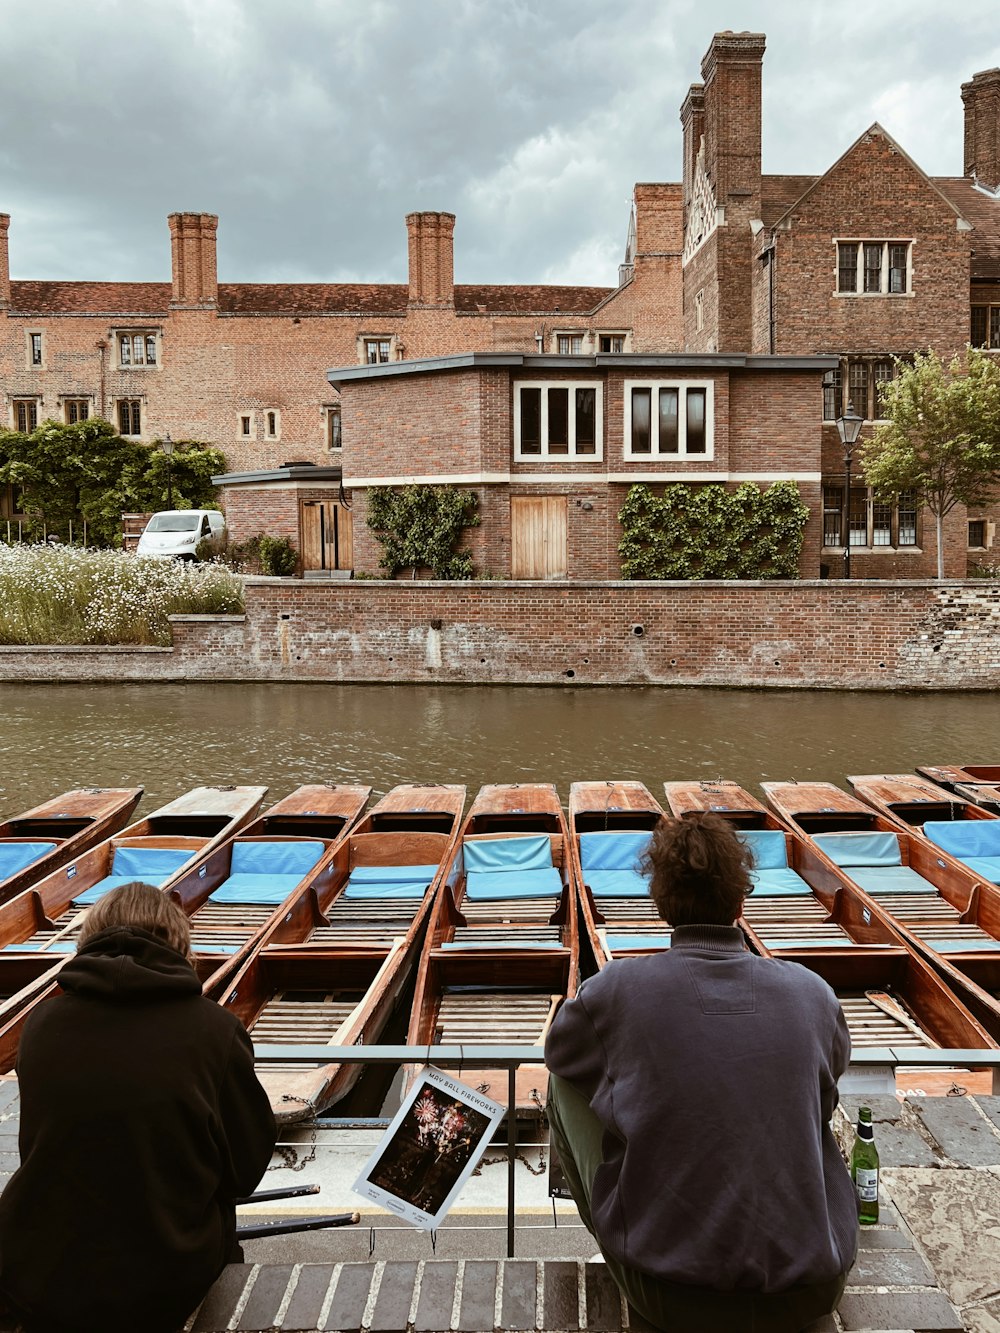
{"left": 58, "top": 926, "right": 201, "bottom": 1003}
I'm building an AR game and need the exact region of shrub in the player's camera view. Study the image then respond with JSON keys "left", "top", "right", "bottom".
{"left": 258, "top": 535, "right": 298, "bottom": 577}
{"left": 366, "top": 485, "right": 479, "bottom": 578}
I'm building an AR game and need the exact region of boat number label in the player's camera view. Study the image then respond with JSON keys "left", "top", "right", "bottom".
{"left": 199, "top": 865, "right": 208, "bottom": 878}
{"left": 862, "top": 908, "right": 871, "bottom": 923}
{"left": 66, "top": 865, "right": 76, "bottom": 878}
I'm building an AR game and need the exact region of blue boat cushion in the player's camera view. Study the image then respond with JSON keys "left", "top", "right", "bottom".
{"left": 944, "top": 857, "right": 1000, "bottom": 885}
{"left": 586, "top": 869, "right": 650, "bottom": 897}
{"left": 229, "top": 840, "right": 326, "bottom": 876}
{"left": 463, "top": 835, "right": 553, "bottom": 873}
{"left": 343, "top": 863, "right": 439, "bottom": 900}
{"left": 923, "top": 821, "right": 1000, "bottom": 858}
{"left": 764, "top": 937, "right": 855, "bottom": 950}
{"left": 750, "top": 868, "right": 813, "bottom": 896}
{"left": 191, "top": 942, "right": 240, "bottom": 954}
{"left": 210, "top": 874, "right": 306, "bottom": 904}
{"left": 2, "top": 939, "right": 76, "bottom": 953}
{"left": 606, "top": 934, "right": 671, "bottom": 952}
{"left": 73, "top": 847, "right": 195, "bottom": 904}
{"left": 932, "top": 938, "right": 1000, "bottom": 953}
{"left": 0, "top": 842, "right": 57, "bottom": 880}
{"left": 736, "top": 829, "right": 788, "bottom": 870}
{"left": 465, "top": 868, "right": 563, "bottom": 900}
{"left": 812, "top": 832, "right": 901, "bottom": 868}
{"left": 578, "top": 831, "right": 653, "bottom": 872}
{"left": 847, "top": 867, "right": 937, "bottom": 896}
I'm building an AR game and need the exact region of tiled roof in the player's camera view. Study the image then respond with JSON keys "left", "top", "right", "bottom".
{"left": 7, "top": 279, "right": 614, "bottom": 317}
{"left": 934, "top": 177, "right": 1000, "bottom": 281}
{"left": 760, "top": 175, "right": 819, "bottom": 226}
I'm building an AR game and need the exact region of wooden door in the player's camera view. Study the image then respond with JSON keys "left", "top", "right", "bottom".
{"left": 300, "top": 501, "right": 354, "bottom": 571}
{"left": 511, "top": 496, "right": 567, "bottom": 579}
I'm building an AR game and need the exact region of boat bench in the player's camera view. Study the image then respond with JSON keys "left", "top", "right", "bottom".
{"left": 579, "top": 830, "right": 652, "bottom": 897}
{"left": 71, "top": 845, "right": 194, "bottom": 903}
{"left": 812, "top": 832, "right": 936, "bottom": 896}
{"left": 462, "top": 835, "right": 562, "bottom": 902}
{"left": 737, "top": 829, "right": 812, "bottom": 896}
{"left": 342, "top": 863, "right": 440, "bottom": 900}
{"left": 210, "top": 840, "right": 328, "bottom": 904}
{"left": 0, "top": 841, "right": 56, "bottom": 880}
{"left": 923, "top": 820, "right": 1000, "bottom": 885}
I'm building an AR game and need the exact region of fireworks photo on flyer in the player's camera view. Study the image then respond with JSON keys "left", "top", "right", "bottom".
{"left": 353, "top": 1065, "right": 505, "bottom": 1229}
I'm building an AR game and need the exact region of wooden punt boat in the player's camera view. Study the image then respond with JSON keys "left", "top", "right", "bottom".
{"left": 762, "top": 780, "right": 1000, "bottom": 1047}
{"left": 954, "top": 783, "right": 1000, "bottom": 815}
{"left": 917, "top": 764, "right": 1000, "bottom": 792}
{"left": 0, "top": 787, "right": 143, "bottom": 906}
{"left": 0, "top": 785, "right": 268, "bottom": 1069}
{"left": 847, "top": 773, "right": 993, "bottom": 829}
{"left": 664, "top": 778, "right": 772, "bottom": 827}
{"left": 216, "top": 784, "right": 466, "bottom": 1124}
{"left": 667, "top": 780, "right": 998, "bottom": 1074}
{"left": 570, "top": 781, "right": 664, "bottom": 968}
{"left": 406, "top": 784, "right": 579, "bottom": 1117}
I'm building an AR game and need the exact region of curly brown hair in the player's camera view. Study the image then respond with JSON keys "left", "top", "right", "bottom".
{"left": 643, "top": 812, "right": 754, "bottom": 927}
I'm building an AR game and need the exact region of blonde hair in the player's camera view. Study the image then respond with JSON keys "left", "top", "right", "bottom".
{"left": 77, "top": 881, "right": 192, "bottom": 959}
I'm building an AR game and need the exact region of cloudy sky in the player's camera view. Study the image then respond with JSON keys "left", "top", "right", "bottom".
{"left": 2, "top": 0, "right": 998, "bottom": 287}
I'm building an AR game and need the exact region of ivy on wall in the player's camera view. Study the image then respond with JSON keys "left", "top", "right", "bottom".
{"left": 618, "top": 481, "right": 808, "bottom": 579}
{"left": 366, "top": 485, "right": 480, "bottom": 579}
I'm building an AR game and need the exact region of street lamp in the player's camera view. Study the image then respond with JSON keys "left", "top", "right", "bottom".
{"left": 836, "top": 401, "right": 864, "bottom": 579}
{"left": 161, "top": 432, "right": 175, "bottom": 510}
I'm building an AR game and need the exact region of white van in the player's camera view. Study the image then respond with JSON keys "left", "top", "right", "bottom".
{"left": 136, "top": 510, "right": 226, "bottom": 560}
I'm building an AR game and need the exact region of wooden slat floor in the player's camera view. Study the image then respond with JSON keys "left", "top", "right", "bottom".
{"left": 435, "top": 992, "right": 553, "bottom": 1044}
{"left": 839, "top": 992, "right": 935, "bottom": 1049}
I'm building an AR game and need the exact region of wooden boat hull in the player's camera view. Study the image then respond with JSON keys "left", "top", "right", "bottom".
{"left": 918, "top": 764, "right": 1000, "bottom": 792}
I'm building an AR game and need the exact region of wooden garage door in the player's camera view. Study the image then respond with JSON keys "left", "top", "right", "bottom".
{"left": 511, "top": 496, "right": 567, "bottom": 580}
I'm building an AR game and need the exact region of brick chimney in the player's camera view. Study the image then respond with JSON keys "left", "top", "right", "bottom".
{"left": 700, "top": 31, "right": 765, "bottom": 210}
{"left": 406, "top": 212, "right": 455, "bottom": 306}
{"left": 962, "top": 68, "right": 1000, "bottom": 192}
{"left": 168, "top": 212, "right": 218, "bottom": 308}
{"left": 680, "top": 84, "right": 705, "bottom": 213}
{"left": 0, "top": 214, "right": 9, "bottom": 311}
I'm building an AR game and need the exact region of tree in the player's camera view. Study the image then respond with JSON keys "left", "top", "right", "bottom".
{"left": 861, "top": 349, "right": 1000, "bottom": 579}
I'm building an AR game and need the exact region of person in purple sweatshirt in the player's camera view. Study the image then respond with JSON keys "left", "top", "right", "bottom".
{"left": 545, "top": 813, "right": 857, "bottom": 1333}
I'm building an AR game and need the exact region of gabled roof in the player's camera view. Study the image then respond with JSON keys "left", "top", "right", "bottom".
{"left": 760, "top": 176, "right": 819, "bottom": 227}
{"left": 934, "top": 177, "right": 1000, "bottom": 282}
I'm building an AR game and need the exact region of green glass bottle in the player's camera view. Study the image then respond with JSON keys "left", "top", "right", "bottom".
{"left": 850, "top": 1105, "right": 879, "bottom": 1224}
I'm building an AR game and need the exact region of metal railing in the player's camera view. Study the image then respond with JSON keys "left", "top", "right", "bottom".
{"left": 253, "top": 1043, "right": 1000, "bottom": 1257}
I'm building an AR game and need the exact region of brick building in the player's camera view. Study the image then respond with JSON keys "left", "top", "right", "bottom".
{"left": 1, "top": 30, "right": 998, "bottom": 578}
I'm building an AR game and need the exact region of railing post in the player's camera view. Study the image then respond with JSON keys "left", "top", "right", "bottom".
{"left": 507, "top": 1065, "right": 516, "bottom": 1259}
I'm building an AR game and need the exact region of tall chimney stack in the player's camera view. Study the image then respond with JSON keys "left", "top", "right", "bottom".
{"left": 680, "top": 84, "right": 706, "bottom": 214}
{"left": 700, "top": 31, "right": 765, "bottom": 210}
{"left": 168, "top": 212, "right": 219, "bottom": 308}
{"left": 963, "top": 68, "right": 1000, "bottom": 192}
{"left": 0, "top": 215, "right": 10, "bottom": 311}
{"left": 406, "top": 212, "right": 456, "bottom": 306}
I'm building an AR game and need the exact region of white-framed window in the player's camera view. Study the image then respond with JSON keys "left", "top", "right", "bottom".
{"left": 12, "top": 398, "right": 39, "bottom": 433}
{"left": 325, "top": 404, "right": 342, "bottom": 451}
{"left": 971, "top": 305, "right": 1000, "bottom": 349}
{"left": 362, "top": 336, "right": 392, "bottom": 365}
{"left": 598, "top": 333, "right": 628, "bottom": 354}
{"left": 823, "top": 485, "right": 918, "bottom": 548}
{"left": 513, "top": 382, "right": 602, "bottom": 460}
{"left": 556, "top": 332, "right": 585, "bottom": 355}
{"left": 624, "top": 381, "right": 714, "bottom": 459}
{"left": 117, "top": 331, "right": 158, "bottom": 367}
{"left": 117, "top": 398, "right": 142, "bottom": 437}
{"left": 836, "top": 241, "right": 912, "bottom": 295}
{"left": 63, "top": 398, "right": 90, "bottom": 425}
{"left": 265, "top": 409, "right": 280, "bottom": 439}
{"left": 28, "top": 332, "right": 43, "bottom": 367}
{"left": 238, "top": 412, "right": 255, "bottom": 438}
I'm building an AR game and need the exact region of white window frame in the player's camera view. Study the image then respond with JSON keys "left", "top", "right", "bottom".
{"left": 513, "top": 381, "right": 603, "bottom": 462}
{"left": 265, "top": 409, "right": 280, "bottom": 440}
{"left": 835, "top": 240, "right": 913, "bottom": 296}
{"left": 238, "top": 411, "right": 256, "bottom": 439}
{"left": 115, "top": 329, "right": 160, "bottom": 368}
{"left": 624, "top": 380, "right": 715, "bottom": 460}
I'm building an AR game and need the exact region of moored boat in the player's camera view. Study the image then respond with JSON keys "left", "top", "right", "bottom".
{"left": 217, "top": 783, "right": 466, "bottom": 1124}
{"left": 846, "top": 773, "right": 978, "bottom": 829}
{"left": 954, "top": 782, "right": 1000, "bottom": 815}
{"left": 406, "top": 783, "right": 578, "bottom": 1116}
{"left": 571, "top": 780, "right": 664, "bottom": 968}
{"left": 0, "top": 787, "right": 144, "bottom": 906}
{"left": 917, "top": 763, "right": 1000, "bottom": 791}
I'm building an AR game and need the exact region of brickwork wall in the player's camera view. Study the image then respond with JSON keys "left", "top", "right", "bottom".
{"left": 1, "top": 582, "right": 998, "bottom": 689}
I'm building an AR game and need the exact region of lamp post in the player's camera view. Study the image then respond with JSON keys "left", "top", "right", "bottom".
{"left": 836, "top": 401, "right": 864, "bottom": 579}
{"left": 161, "top": 432, "right": 175, "bottom": 510}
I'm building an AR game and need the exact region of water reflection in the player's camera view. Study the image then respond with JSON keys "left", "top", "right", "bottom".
{"left": 1, "top": 682, "right": 998, "bottom": 817}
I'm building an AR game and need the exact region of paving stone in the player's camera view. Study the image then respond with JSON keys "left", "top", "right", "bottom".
{"left": 866, "top": 1121, "right": 939, "bottom": 1168}
{"left": 413, "top": 1260, "right": 459, "bottom": 1332}
{"left": 857, "top": 1226, "right": 914, "bottom": 1250}
{"left": 281, "top": 1265, "right": 335, "bottom": 1330}
{"left": 964, "top": 1290, "right": 1000, "bottom": 1333}
{"left": 912, "top": 1098, "right": 1000, "bottom": 1166}
{"left": 370, "top": 1261, "right": 418, "bottom": 1333}
{"left": 321, "top": 1262, "right": 374, "bottom": 1333}
{"left": 975, "top": 1095, "right": 1000, "bottom": 1134}
{"left": 192, "top": 1264, "right": 255, "bottom": 1332}
{"left": 236, "top": 1264, "right": 294, "bottom": 1331}
{"left": 849, "top": 1248, "right": 933, "bottom": 1286}
{"left": 838, "top": 1290, "right": 964, "bottom": 1331}
{"left": 0, "top": 1156, "right": 19, "bottom": 1176}
{"left": 458, "top": 1261, "right": 498, "bottom": 1333}
{"left": 0, "top": 1084, "right": 20, "bottom": 1115}
{"left": 500, "top": 1260, "right": 537, "bottom": 1331}
{"left": 885, "top": 1166, "right": 1000, "bottom": 1306}
{"left": 841, "top": 1094, "right": 905, "bottom": 1124}
{"left": 584, "top": 1263, "right": 623, "bottom": 1331}
{"left": 543, "top": 1260, "right": 579, "bottom": 1332}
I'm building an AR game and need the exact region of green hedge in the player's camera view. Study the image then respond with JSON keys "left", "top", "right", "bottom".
{"left": 366, "top": 485, "right": 479, "bottom": 579}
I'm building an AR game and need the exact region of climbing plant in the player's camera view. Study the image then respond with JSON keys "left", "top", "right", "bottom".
{"left": 618, "top": 481, "right": 808, "bottom": 579}
{"left": 366, "top": 485, "right": 480, "bottom": 579}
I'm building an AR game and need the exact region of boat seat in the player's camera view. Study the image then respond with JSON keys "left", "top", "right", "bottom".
{"left": 342, "top": 863, "right": 440, "bottom": 900}
{"left": 931, "top": 938, "right": 1000, "bottom": 953}
{"left": 923, "top": 820, "right": 1000, "bottom": 884}
{"left": 585, "top": 868, "right": 650, "bottom": 896}
{"left": 440, "top": 940, "right": 561, "bottom": 950}
{"left": 606, "top": 933, "right": 671, "bottom": 952}
{"left": 844, "top": 867, "right": 937, "bottom": 896}
{"left": 737, "top": 829, "right": 789, "bottom": 869}
{"left": 2, "top": 939, "right": 76, "bottom": 953}
{"left": 812, "top": 832, "right": 902, "bottom": 867}
{"left": 72, "top": 846, "right": 194, "bottom": 904}
{"left": 209, "top": 839, "right": 327, "bottom": 905}
{"left": 0, "top": 842, "right": 57, "bottom": 880}
{"left": 749, "top": 868, "right": 812, "bottom": 896}
{"left": 579, "top": 831, "right": 653, "bottom": 870}
{"left": 463, "top": 835, "right": 562, "bottom": 900}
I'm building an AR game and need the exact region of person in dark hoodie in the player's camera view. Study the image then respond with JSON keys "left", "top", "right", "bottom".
{"left": 545, "top": 813, "right": 857, "bottom": 1333}
{"left": 0, "top": 881, "right": 276, "bottom": 1333}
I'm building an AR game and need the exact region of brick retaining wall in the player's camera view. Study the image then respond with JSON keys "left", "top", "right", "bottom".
{"left": 0, "top": 581, "right": 998, "bottom": 689}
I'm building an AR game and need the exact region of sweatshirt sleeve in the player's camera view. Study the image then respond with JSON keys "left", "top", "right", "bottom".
{"left": 822, "top": 996, "right": 852, "bottom": 1123}
{"left": 544, "top": 987, "right": 607, "bottom": 1102}
{"left": 217, "top": 1023, "right": 278, "bottom": 1199}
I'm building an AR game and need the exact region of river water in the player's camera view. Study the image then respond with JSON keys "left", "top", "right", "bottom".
{"left": 3, "top": 682, "right": 999, "bottom": 815}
